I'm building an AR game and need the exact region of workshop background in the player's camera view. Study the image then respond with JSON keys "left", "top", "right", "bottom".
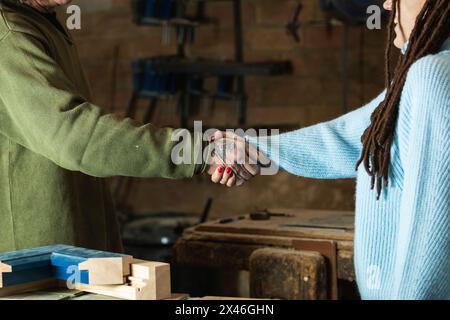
{"left": 61, "top": 0, "right": 386, "bottom": 298}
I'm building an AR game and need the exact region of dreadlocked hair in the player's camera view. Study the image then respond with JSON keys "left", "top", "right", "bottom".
{"left": 355, "top": 0, "right": 450, "bottom": 200}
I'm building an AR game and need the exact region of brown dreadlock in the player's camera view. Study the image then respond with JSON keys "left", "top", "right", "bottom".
{"left": 355, "top": 0, "right": 450, "bottom": 200}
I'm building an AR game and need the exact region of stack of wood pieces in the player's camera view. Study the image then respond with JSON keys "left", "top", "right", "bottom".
{"left": 75, "top": 259, "right": 172, "bottom": 300}
{"left": 0, "top": 245, "right": 173, "bottom": 300}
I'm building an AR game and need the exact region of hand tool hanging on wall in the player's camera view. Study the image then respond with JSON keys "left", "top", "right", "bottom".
{"left": 135, "top": 0, "right": 178, "bottom": 21}
{"left": 133, "top": 57, "right": 183, "bottom": 96}
{"left": 199, "top": 198, "right": 213, "bottom": 224}
{"left": 133, "top": 0, "right": 186, "bottom": 46}
{"left": 216, "top": 75, "right": 235, "bottom": 100}
{"left": 188, "top": 75, "right": 204, "bottom": 95}
{"left": 143, "top": 0, "right": 155, "bottom": 19}
{"left": 286, "top": 1, "right": 303, "bottom": 43}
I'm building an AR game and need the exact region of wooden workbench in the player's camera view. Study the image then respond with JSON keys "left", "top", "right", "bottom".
{"left": 173, "top": 209, "right": 356, "bottom": 299}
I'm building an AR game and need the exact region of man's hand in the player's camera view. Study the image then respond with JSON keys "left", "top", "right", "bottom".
{"left": 206, "top": 131, "right": 270, "bottom": 187}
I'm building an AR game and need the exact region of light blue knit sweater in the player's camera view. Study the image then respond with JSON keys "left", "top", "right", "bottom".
{"left": 247, "top": 37, "right": 450, "bottom": 300}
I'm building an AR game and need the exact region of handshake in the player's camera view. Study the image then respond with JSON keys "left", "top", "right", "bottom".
{"left": 205, "top": 131, "right": 271, "bottom": 187}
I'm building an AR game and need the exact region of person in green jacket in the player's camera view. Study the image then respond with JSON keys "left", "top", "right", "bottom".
{"left": 0, "top": 0, "right": 257, "bottom": 253}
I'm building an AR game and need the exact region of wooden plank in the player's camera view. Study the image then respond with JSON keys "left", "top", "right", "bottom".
{"left": 50, "top": 253, "right": 86, "bottom": 268}
{"left": 74, "top": 281, "right": 170, "bottom": 300}
{"left": 1, "top": 267, "right": 54, "bottom": 287}
{"left": 174, "top": 240, "right": 266, "bottom": 270}
{"left": 183, "top": 230, "right": 296, "bottom": 247}
{"left": 182, "top": 229, "right": 354, "bottom": 250}
{"left": 337, "top": 250, "right": 355, "bottom": 281}
{"left": 249, "top": 248, "right": 327, "bottom": 300}
{"left": 0, "top": 245, "right": 67, "bottom": 263}
{"left": 0, "top": 246, "right": 57, "bottom": 287}
{"left": 54, "top": 246, "right": 132, "bottom": 285}
{"left": 53, "top": 246, "right": 129, "bottom": 259}
{"left": 0, "top": 278, "right": 58, "bottom": 297}
{"left": 196, "top": 209, "right": 354, "bottom": 242}
{"left": 74, "top": 283, "right": 140, "bottom": 300}
{"left": 2, "top": 248, "right": 82, "bottom": 288}
{"left": 292, "top": 239, "right": 338, "bottom": 300}
{"left": 0, "top": 254, "right": 51, "bottom": 272}
{"left": 1, "top": 245, "right": 133, "bottom": 288}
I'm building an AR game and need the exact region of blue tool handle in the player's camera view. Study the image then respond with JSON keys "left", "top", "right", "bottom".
{"left": 144, "top": 0, "right": 155, "bottom": 18}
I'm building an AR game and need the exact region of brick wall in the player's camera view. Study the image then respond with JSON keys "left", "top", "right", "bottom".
{"left": 66, "top": 0, "right": 387, "bottom": 217}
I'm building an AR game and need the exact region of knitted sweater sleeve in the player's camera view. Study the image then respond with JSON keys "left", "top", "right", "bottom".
{"left": 247, "top": 91, "right": 386, "bottom": 179}
{"left": 392, "top": 54, "right": 450, "bottom": 299}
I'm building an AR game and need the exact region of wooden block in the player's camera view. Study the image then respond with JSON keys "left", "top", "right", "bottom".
{"left": 249, "top": 248, "right": 327, "bottom": 300}
{"left": 78, "top": 256, "right": 133, "bottom": 285}
{"left": 130, "top": 259, "right": 171, "bottom": 300}
{"left": 130, "top": 259, "right": 167, "bottom": 279}
{"left": 53, "top": 246, "right": 133, "bottom": 285}
{"left": 73, "top": 259, "right": 172, "bottom": 300}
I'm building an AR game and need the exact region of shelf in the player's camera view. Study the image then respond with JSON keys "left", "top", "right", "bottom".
{"left": 151, "top": 59, "right": 293, "bottom": 76}
{"left": 136, "top": 17, "right": 201, "bottom": 27}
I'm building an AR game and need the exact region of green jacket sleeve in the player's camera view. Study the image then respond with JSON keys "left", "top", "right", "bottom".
{"left": 0, "top": 31, "right": 204, "bottom": 179}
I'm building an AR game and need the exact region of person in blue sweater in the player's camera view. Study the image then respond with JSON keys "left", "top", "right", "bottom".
{"left": 208, "top": 0, "right": 450, "bottom": 299}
